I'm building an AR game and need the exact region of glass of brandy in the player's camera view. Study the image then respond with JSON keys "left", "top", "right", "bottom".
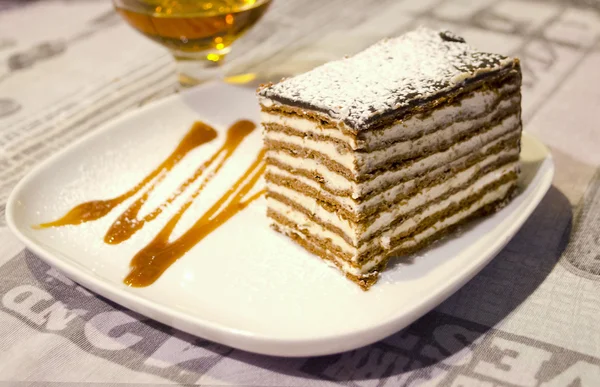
{"left": 113, "top": 0, "right": 272, "bottom": 87}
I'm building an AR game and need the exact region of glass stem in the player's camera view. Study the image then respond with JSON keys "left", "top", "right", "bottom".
{"left": 173, "top": 50, "right": 229, "bottom": 88}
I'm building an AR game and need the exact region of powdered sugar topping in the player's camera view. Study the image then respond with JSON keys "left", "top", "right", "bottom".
{"left": 258, "top": 27, "right": 514, "bottom": 130}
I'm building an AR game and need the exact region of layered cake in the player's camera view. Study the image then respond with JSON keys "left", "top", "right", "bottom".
{"left": 257, "top": 27, "right": 522, "bottom": 289}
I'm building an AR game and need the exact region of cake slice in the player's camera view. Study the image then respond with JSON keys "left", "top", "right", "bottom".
{"left": 257, "top": 27, "right": 522, "bottom": 289}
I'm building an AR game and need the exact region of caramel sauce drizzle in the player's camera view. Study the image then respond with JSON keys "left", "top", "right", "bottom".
{"left": 125, "top": 149, "right": 266, "bottom": 287}
{"left": 37, "top": 120, "right": 264, "bottom": 287}
{"left": 38, "top": 121, "right": 218, "bottom": 228}
{"left": 104, "top": 120, "right": 256, "bottom": 245}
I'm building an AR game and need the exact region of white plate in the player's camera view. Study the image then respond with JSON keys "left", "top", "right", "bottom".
{"left": 6, "top": 82, "right": 553, "bottom": 357}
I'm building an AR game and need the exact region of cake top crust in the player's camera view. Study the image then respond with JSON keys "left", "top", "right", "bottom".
{"left": 257, "top": 27, "right": 516, "bottom": 131}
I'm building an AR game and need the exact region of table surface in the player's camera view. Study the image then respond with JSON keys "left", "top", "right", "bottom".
{"left": 1, "top": 0, "right": 600, "bottom": 385}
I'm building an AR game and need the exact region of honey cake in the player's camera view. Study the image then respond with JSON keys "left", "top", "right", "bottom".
{"left": 257, "top": 27, "right": 522, "bottom": 289}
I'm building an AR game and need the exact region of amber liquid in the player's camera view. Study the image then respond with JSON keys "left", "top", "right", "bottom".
{"left": 115, "top": 0, "right": 272, "bottom": 58}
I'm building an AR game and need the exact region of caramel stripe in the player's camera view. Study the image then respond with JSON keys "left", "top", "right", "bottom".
{"left": 38, "top": 122, "right": 218, "bottom": 228}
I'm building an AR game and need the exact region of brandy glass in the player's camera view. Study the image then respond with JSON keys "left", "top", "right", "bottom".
{"left": 113, "top": 0, "right": 272, "bottom": 87}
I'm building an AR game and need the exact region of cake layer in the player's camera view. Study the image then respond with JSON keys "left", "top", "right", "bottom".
{"left": 343, "top": 181, "right": 516, "bottom": 275}
{"left": 269, "top": 181, "right": 514, "bottom": 289}
{"left": 257, "top": 28, "right": 518, "bottom": 131}
{"left": 263, "top": 93, "right": 519, "bottom": 175}
{"left": 261, "top": 80, "right": 519, "bottom": 152}
{"left": 266, "top": 165, "right": 518, "bottom": 263}
{"left": 266, "top": 156, "right": 519, "bottom": 246}
{"left": 259, "top": 28, "right": 522, "bottom": 290}
{"left": 266, "top": 114, "right": 520, "bottom": 199}
{"left": 265, "top": 143, "right": 519, "bottom": 223}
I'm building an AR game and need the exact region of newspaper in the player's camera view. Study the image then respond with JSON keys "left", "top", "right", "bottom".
{"left": 1, "top": 0, "right": 600, "bottom": 385}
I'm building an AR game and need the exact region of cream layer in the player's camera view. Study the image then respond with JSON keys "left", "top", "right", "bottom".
{"left": 267, "top": 160, "right": 518, "bottom": 245}
{"left": 270, "top": 181, "right": 514, "bottom": 276}
{"left": 267, "top": 163, "right": 517, "bottom": 262}
{"left": 336, "top": 181, "right": 515, "bottom": 275}
{"left": 267, "top": 118, "right": 520, "bottom": 199}
{"left": 264, "top": 96, "right": 519, "bottom": 175}
{"left": 260, "top": 83, "right": 519, "bottom": 151}
{"left": 266, "top": 147, "right": 519, "bottom": 218}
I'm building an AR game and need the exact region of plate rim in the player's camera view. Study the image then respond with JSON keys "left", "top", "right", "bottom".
{"left": 5, "top": 81, "right": 555, "bottom": 357}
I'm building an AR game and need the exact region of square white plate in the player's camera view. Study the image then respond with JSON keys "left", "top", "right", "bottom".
{"left": 6, "top": 82, "right": 553, "bottom": 357}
